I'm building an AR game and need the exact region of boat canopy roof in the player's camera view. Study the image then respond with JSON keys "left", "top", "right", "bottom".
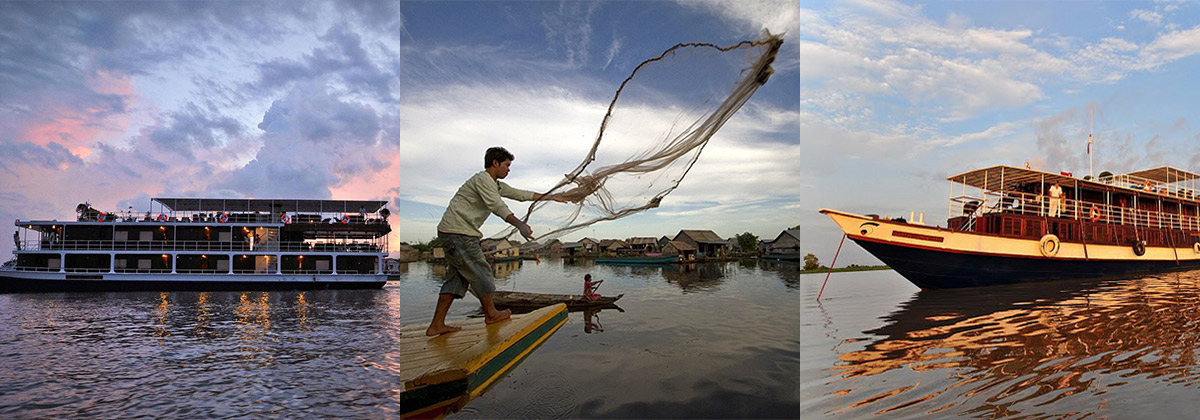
{"left": 947, "top": 165, "right": 1082, "bottom": 191}
{"left": 948, "top": 165, "right": 1200, "bottom": 201}
{"left": 1121, "top": 166, "right": 1200, "bottom": 184}
{"left": 153, "top": 198, "right": 387, "bottom": 214}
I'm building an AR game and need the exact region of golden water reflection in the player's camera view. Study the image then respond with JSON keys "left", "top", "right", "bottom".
{"left": 235, "top": 292, "right": 275, "bottom": 364}
{"left": 295, "top": 291, "right": 309, "bottom": 330}
{"left": 830, "top": 272, "right": 1200, "bottom": 418}
{"left": 154, "top": 292, "right": 171, "bottom": 338}
{"left": 194, "top": 292, "right": 212, "bottom": 337}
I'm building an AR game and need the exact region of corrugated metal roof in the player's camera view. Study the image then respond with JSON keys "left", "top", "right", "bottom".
{"left": 627, "top": 237, "right": 658, "bottom": 245}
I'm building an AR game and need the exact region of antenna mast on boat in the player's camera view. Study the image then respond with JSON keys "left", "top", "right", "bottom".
{"left": 1088, "top": 108, "right": 1094, "bottom": 178}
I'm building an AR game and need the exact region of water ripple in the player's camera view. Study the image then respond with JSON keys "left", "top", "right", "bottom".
{"left": 812, "top": 272, "right": 1200, "bottom": 418}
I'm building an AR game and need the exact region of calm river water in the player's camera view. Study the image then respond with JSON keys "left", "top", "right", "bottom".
{"left": 802, "top": 269, "right": 1200, "bottom": 419}
{"left": 0, "top": 258, "right": 799, "bottom": 419}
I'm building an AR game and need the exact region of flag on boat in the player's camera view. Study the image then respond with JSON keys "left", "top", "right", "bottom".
{"left": 1087, "top": 133, "right": 1092, "bottom": 155}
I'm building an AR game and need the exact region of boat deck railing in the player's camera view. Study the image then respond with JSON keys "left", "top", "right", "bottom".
{"left": 7, "top": 266, "right": 374, "bottom": 275}
{"left": 15, "top": 239, "right": 385, "bottom": 253}
{"left": 72, "top": 212, "right": 388, "bottom": 225}
{"left": 950, "top": 190, "right": 1200, "bottom": 231}
{"left": 1106, "top": 174, "right": 1199, "bottom": 201}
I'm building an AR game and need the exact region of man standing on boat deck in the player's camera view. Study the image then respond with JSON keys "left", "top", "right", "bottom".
{"left": 426, "top": 147, "right": 567, "bottom": 336}
{"left": 1049, "top": 181, "right": 1064, "bottom": 218}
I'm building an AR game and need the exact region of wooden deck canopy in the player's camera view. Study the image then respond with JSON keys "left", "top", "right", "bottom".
{"left": 153, "top": 198, "right": 387, "bottom": 214}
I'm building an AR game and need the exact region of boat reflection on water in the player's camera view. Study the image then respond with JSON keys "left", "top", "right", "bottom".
{"left": 501, "top": 299, "right": 623, "bottom": 334}
{"left": 827, "top": 271, "right": 1200, "bottom": 418}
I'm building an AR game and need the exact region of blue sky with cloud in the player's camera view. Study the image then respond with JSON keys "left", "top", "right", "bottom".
{"left": 803, "top": 0, "right": 1200, "bottom": 266}
{"left": 0, "top": 0, "right": 799, "bottom": 258}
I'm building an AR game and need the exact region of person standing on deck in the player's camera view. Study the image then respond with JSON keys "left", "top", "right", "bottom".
{"left": 426, "top": 147, "right": 568, "bottom": 336}
{"left": 1049, "top": 181, "right": 1064, "bottom": 218}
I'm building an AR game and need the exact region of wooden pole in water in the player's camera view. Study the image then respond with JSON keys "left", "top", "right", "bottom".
{"left": 817, "top": 233, "right": 847, "bottom": 301}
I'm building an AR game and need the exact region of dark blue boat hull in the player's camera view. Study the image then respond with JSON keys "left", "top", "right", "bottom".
{"left": 853, "top": 237, "right": 1200, "bottom": 289}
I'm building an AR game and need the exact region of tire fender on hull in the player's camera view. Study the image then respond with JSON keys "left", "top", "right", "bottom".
{"left": 1039, "top": 234, "right": 1060, "bottom": 257}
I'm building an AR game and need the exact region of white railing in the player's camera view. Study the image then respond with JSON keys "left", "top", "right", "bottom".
{"left": 1105, "top": 174, "right": 1199, "bottom": 201}
{"left": 949, "top": 191, "right": 1200, "bottom": 231}
{"left": 9, "top": 266, "right": 376, "bottom": 275}
{"left": 75, "top": 213, "right": 388, "bottom": 225}
{"left": 15, "top": 239, "right": 385, "bottom": 253}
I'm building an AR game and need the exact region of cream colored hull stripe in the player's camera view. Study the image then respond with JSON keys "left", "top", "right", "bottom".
{"left": 820, "top": 208, "right": 1199, "bottom": 262}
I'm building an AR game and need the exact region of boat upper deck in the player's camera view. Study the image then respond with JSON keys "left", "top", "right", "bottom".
{"left": 154, "top": 198, "right": 387, "bottom": 214}
{"left": 950, "top": 165, "right": 1200, "bottom": 203}
{"left": 940, "top": 165, "right": 1200, "bottom": 248}
{"left": 12, "top": 198, "right": 393, "bottom": 255}
{"left": 17, "top": 198, "right": 391, "bottom": 232}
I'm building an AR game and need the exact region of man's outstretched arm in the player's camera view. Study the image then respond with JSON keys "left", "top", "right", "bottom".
{"left": 504, "top": 213, "right": 534, "bottom": 241}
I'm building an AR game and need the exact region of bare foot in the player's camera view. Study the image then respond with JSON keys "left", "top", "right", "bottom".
{"left": 426, "top": 324, "right": 462, "bottom": 336}
{"left": 484, "top": 309, "right": 511, "bottom": 325}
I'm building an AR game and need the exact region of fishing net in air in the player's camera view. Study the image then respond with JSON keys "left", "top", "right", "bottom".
{"left": 499, "top": 31, "right": 784, "bottom": 247}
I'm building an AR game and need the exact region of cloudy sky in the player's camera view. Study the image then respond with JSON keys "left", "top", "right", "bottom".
{"left": 0, "top": 0, "right": 799, "bottom": 258}
{"left": 803, "top": 0, "right": 1200, "bottom": 266}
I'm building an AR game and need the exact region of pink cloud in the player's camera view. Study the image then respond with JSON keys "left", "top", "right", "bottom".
{"left": 19, "top": 70, "right": 136, "bottom": 161}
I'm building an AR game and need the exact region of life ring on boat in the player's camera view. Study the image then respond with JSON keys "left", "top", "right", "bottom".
{"left": 156, "top": 213, "right": 167, "bottom": 222}
{"left": 1039, "top": 234, "right": 1060, "bottom": 257}
{"left": 1144, "top": 181, "right": 1154, "bottom": 192}
{"left": 339, "top": 215, "right": 349, "bottom": 224}
{"left": 1193, "top": 242, "right": 1200, "bottom": 254}
{"left": 279, "top": 213, "right": 290, "bottom": 224}
{"left": 1089, "top": 205, "right": 1100, "bottom": 222}
{"left": 1132, "top": 240, "right": 1147, "bottom": 257}
{"left": 97, "top": 213, "right": 106, "bottom": 222}
{"left": 217, "top": 212, "right": 229, "bottom": 223}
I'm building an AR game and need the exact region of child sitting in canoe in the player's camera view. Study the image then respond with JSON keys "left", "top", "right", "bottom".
{"left": 583, "top": 274, "right": 603, "bottom": 301}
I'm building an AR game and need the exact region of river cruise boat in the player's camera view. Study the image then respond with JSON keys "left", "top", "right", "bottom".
{"left": 3, "top": 198, "right": 391, "bottom": 292}
{"left": 821, "top": 165, "right": 1200, "bottom": 289}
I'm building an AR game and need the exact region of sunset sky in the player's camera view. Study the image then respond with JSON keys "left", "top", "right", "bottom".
{"left": 0, "top": 1, "right": 800, "bottom": 258}
{"left": 802, "top": 0, "right": 1200, "bottom": 266}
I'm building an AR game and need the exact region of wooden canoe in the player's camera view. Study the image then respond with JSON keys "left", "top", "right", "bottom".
{"left": 492, "top": 290, "right": 623, "bottom": 310}
{"left": 399, "top": 303, "right": 568, "bottom": 419}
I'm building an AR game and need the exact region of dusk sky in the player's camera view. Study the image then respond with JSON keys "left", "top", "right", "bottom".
{"left": 803, "top": 0, "right": 1200, "bottom": 266}
{"left": 0, "top": 1, "right": 800, "bottom": 259}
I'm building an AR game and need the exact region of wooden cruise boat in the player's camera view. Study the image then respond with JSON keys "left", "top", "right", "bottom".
{"left": 3, "top": 198, "right": 391, "bottom": 292}
{"left": 822, "top": 165, "right": 1200, "bottom": 289}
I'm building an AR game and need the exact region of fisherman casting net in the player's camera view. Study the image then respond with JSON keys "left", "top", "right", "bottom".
{"left": 497, "top": 31, "right": 784, "bottom": 247}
